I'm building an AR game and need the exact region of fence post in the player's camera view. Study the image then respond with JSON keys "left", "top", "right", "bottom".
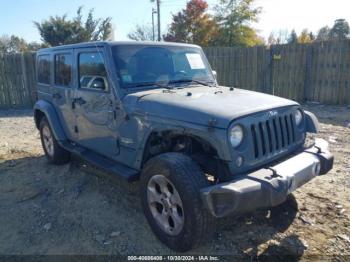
{"left": 269, "top": 45, "right": 274, "bottom": 95}
{"left": 30, "top": 52, "right": 37, "bottom": 105}
{"left": 261, "top": 46, "right": 270, "bottom": 94}
{"left": 20, "top": 53, "right": 31, "bottom": 107}
{"left": 304, "top": 44, "right": 313, "bottom": 103}
{"left": 348, "top": 68, "right": 350, "bottom": 106}
{"left": 2, "top": 54, "right": 13, "bottom": 108}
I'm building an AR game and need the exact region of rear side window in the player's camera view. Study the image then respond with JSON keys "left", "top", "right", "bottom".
{"left": 37, "top": 55, "right": 50, "bottom": 84}
{"left": 79, "top": 52, "right": 108, "bottom": 91}
{"left": 55, "top": 53, "right": 72, "bottom": 87}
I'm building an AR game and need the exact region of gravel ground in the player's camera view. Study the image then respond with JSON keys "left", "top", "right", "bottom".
{"left": 0, "top": 104, "right": 349, "bottom": 259}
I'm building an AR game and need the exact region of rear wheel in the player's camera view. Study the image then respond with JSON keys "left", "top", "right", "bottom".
{"left": 39, "top": 117, "right": 70, "bottom": 165}
{"left": 140, "top": 153, "right": 214, "bottom": 252}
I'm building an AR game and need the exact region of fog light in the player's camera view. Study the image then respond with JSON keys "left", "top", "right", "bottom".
{"left": 236, "top": 156, "right": 244, "bottom": 167}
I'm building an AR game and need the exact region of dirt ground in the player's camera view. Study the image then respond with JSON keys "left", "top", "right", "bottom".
{"left": 0, "top": 104, "right": 349, "bottom": 259}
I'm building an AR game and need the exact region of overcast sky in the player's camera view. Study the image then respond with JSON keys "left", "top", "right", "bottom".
{"left": 1, "top": 0, "right": 349, "bottom": 42}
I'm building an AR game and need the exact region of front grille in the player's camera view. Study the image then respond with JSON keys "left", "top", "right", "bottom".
{"left": 251, "top": 114, "right": 296, "bottom": 158}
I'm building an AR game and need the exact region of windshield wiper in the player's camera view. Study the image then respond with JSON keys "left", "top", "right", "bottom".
{"left": 126, "top": 82, "right": 173, "bottom": 89}
{"left": 126, "top": 79, "right": 216, "bottom": 89}
{"left": 170, "top": 79, "right": 215, "bottom": 87}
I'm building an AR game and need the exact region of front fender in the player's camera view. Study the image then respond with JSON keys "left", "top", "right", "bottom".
{"left": 132, "top": 115, "right": 231, "bottom": 170}
{"left": 34, "top": 100, "right": 67, "bottom": 142}
{"left": 304, "top": 110, "right": 319, "bottom": 133}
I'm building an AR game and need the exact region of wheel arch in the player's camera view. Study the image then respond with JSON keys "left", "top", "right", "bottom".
{"left": 138, "top": 128, "right": 230, "bottom": 180}
{"left": 34, "top": 100, "right": 67, "bottom": 142}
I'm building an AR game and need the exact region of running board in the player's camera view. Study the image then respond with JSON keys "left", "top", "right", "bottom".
{"left": 61, "top": 141, "right": 140, "bottom": 182}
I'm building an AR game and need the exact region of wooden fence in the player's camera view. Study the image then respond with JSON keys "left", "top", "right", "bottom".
{"left": 0, "top": 52, "right": 36, "bottom": 109}
{"left": 204, "top": 40, "right": 350, "bottom": 105}
{"left": 1, "top": 41, "right": 350, "bottom": 109}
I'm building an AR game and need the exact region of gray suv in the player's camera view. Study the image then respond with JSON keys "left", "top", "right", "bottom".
{"left": 34, "top": 41, "right": 333, "bottom": 251}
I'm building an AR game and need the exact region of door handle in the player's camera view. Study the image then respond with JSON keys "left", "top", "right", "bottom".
{"left": 107, "top": 110, "right": 117, "bottom": 119}
{"left": 74, "top": 97, "right": 87, "bottom": 105}
{"left": 52, "top": 93, "right": 62, "bottom": 99}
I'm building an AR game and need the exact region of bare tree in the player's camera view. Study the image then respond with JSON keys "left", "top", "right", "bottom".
{"left": 127, "top": 24, "right": 154, "bottom": 41}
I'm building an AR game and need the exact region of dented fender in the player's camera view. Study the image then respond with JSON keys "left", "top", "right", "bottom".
{"left": 129, "top": 113, "right": 232, "bottom": 170}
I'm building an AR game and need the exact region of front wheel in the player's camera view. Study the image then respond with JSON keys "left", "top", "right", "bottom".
{"left": 140, "top": 153, "right": 214, "bottom": 252}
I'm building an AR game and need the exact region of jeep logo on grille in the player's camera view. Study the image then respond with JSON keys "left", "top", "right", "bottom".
{"left": 267, "top": 110, "right": 278, "bottom": 118}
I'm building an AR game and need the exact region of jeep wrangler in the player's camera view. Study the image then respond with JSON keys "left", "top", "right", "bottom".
{"left": 34, "top": 41, "right": 333, "bottom": 252}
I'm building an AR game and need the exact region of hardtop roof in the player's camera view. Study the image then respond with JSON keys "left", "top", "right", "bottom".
{"left": 37, "top": 41, "right": 201, "bottom": 53}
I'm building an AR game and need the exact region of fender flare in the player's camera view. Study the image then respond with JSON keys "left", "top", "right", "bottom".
{"left": 304, "top": 110, "right": 319, "bottom": 133}
{"left": 33, "top": 100, "right": 68, "bottom": 142}
{"left": 135, "top": 125, "right": 231, "bottom": 170}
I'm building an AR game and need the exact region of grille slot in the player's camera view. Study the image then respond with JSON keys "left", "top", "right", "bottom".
{"left": 251, "top": 114, "right": 296, "bottom": 158}
{"left": 258, "top": 123, "right": 266, "bottom": 155}
{"left": 289, "top": 114, "right": 295, "bottom": 142}
{"left": 279, "top": 117, "right": 285, "bottom": 148}
{"left": 251, "top": 125, "right": 259, "bottom": 158}
{"left": 272, "top": 118, "right": 280, "bottom": 150}
{"left": 266, "top": 120, "right": 273, "bottom": 153}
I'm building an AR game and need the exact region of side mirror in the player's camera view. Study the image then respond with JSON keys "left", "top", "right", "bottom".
{"left": 91, "top": 78, "right": 106, "bottom": 91}
{"left": 212, "top": 70, "right": 217, "bottom": 79}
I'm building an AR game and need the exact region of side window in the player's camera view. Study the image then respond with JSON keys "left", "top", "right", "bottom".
{"left": 55, "top": 53, "right": 72, "bottom": 87}
{"left": 37, "top": 55, "right": 50, "bottom": 84}
{"left": 79, "top": 52, "right": 108, "bottom": 91}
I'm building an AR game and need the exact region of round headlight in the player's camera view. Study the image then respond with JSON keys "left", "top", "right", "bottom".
{"left": 229, "top": 125, "right": 244, "bottom": 148}
{"left": 294, "top": 109, "right": 303, "bottom": 126}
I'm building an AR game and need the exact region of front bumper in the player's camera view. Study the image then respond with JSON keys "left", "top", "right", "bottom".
{"left": 201, "top": 138, "right": 334, "bottom": 218}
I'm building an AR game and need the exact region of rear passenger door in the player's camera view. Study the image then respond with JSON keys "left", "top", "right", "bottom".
{"left": 51, "top": 51, "right": 77, "bottom": 140}
{"left": 73, "top": 48, "right": 119, "bottom": 157}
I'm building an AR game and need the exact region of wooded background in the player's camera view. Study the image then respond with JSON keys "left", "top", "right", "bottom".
{"left": 1, "top": 40, "right": 350, "bottom": 109}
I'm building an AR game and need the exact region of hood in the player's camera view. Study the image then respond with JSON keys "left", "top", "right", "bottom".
{"left": 123, "top": 86, "right": 298, "bottom": 128}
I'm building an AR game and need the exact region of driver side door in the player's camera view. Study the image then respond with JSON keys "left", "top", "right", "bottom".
{"left": 73, "top": 48, "right": 120, "bottom": 157}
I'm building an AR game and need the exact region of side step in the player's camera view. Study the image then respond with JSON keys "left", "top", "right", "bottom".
{"left": 61, "top": 141, "right": 140, "bottom": 182}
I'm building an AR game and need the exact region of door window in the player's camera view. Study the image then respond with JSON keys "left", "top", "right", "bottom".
{"left": 37, "top": 55, "right": 51, "bottom": 85}
{"left": 79, "top": 52, "right": 108, "bottom": 91}
{"left": 55, "top": 53, "right": 72, "bottom": 87}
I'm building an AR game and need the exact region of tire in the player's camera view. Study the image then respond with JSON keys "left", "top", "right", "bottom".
{"left": 140, "top": 153, "right": 214, "bottom": 252}
{"left": 39, "top": 116, "right": 70, "bottom": 165}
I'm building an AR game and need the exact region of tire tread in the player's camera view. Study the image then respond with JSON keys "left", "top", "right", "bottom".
{"left": 140, "top": 152, "right": 214, "bottom": 251}
{"left": 39, "top": 117, "right": 70, "bottom": 165}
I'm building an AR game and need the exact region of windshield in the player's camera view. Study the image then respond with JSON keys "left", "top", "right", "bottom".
{"left": 111, "top": 45, "right": 215, "bottom": 89}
